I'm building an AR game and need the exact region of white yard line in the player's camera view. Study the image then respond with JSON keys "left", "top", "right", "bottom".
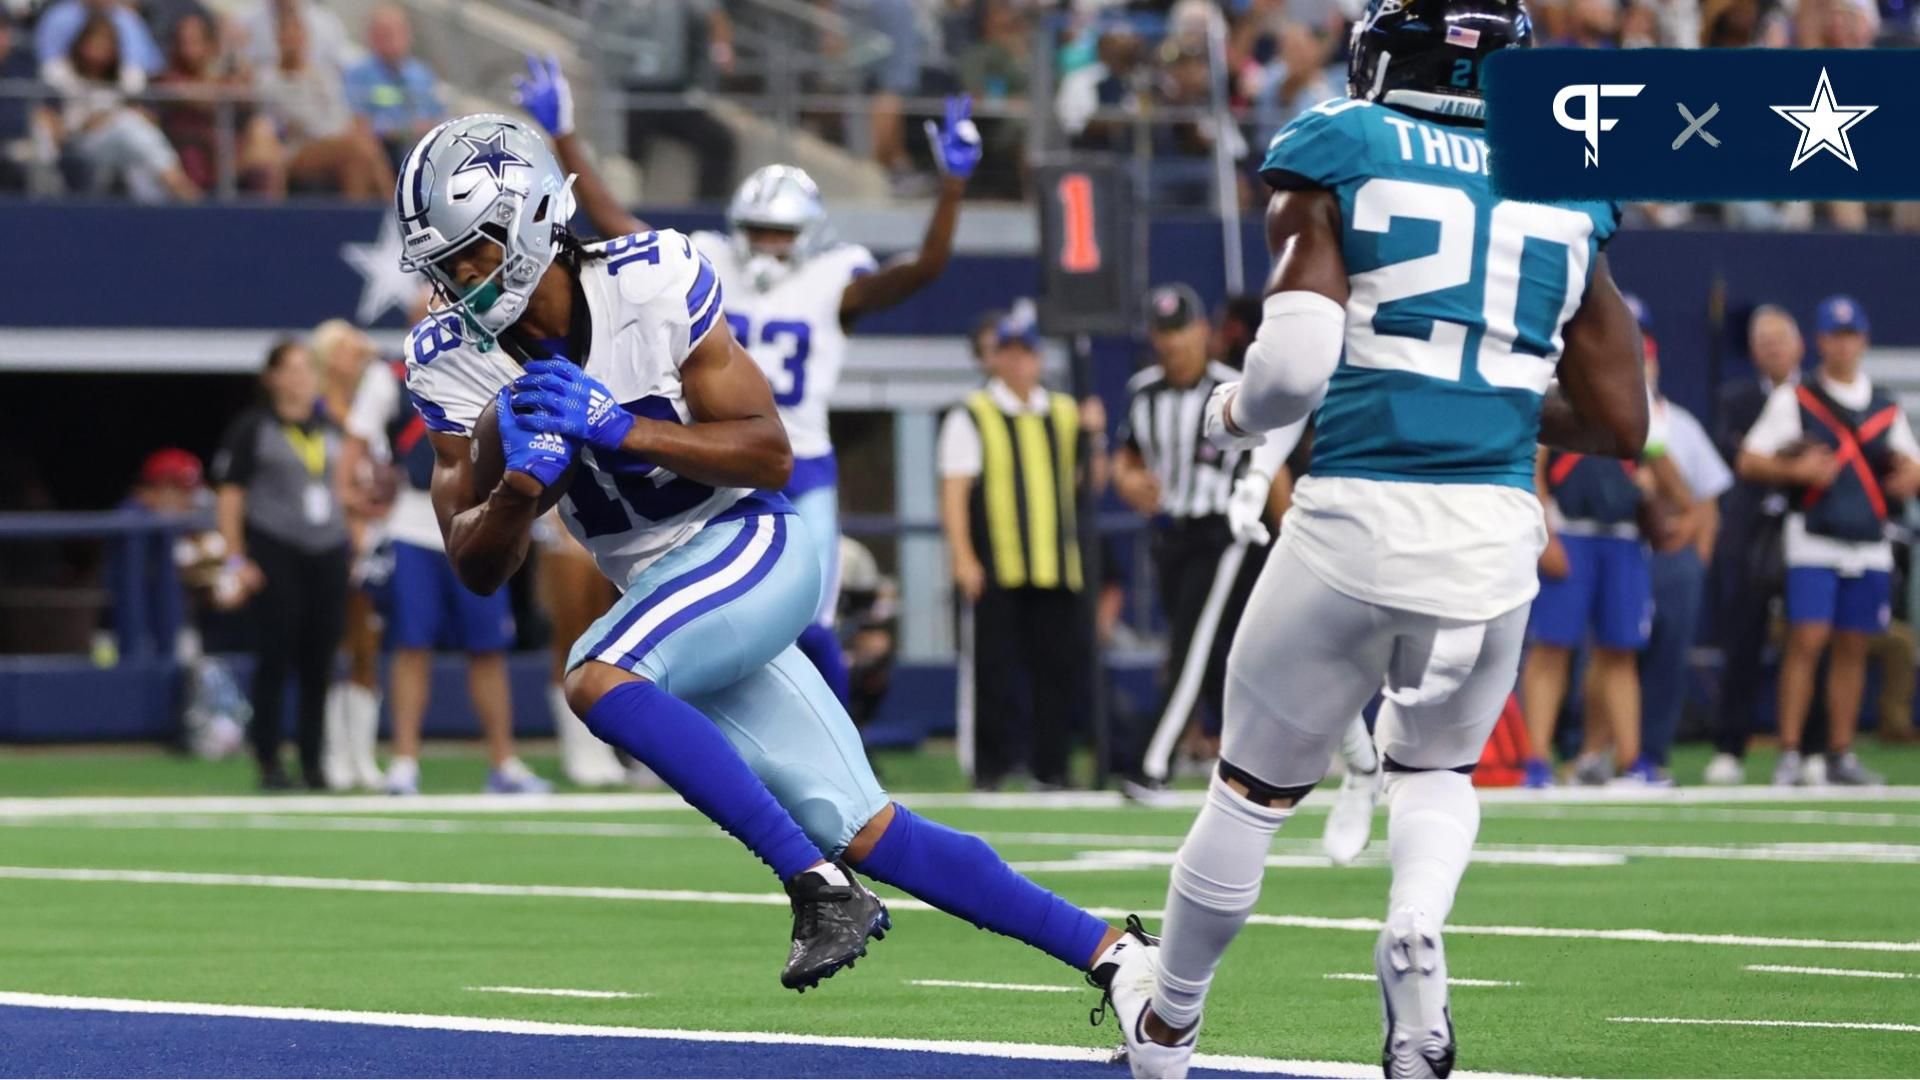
{"left": 0, "top": 990, "right": 1558, "bottom": 1079}
{"left": 1610, "top": 1016, "right": 1920, "bottom": 1034}
{"left": 4, "top": 864, "right": 1916, "bottom": 954}
{"left": 1485, "top": 805, "right": 1920, "bottom": 829}
{"left": 903, "top": 979, "right": 1080, "bottom": 994}
{"left": 1744, "top": 964, "right": 1917, "bottom": 980}
{"left": 0, "top": 784, "right": 1916, "bottom": 818}
{"left": 1010, "top": 849, "right": 1625, "bottom": 873}
{"left": 1323, "top": 974, "right": 1519, "bottom": 988}
{"left": 466, "top": 986, "right": 650, "bottom": 1000}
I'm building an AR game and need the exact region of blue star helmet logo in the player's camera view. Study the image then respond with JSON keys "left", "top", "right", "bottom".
{"left": 452, "top": 128, "right": 531, "bottom": 183}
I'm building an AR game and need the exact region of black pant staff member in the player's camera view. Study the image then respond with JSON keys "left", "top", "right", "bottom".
{"left": 939, "top": 312, "right": 1104, "bottom": 789}
{"left": 212, "top": 339, "right": 351, "bottom": 791}
{"left": 1112, "top": 284, "right": 1283, "bottom": 785}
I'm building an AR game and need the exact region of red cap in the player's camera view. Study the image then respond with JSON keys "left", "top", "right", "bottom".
{"left": 140, "top": 448, "right": 204, "bottom": 489}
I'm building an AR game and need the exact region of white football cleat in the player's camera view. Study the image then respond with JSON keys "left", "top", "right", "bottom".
{"left": 1102, "top": 921, "right": 1192, "bottom": 1079}
{"left": 1702, "top": 752, "right": 1744, "bottom": 786}
{"left": 1323, "top": 766, "right": 1382, "bottom": 865}
{"left": 1377, "top": 907, "right": 1455, "bottom": 1079}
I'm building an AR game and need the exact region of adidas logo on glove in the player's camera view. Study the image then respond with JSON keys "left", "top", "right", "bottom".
{"left": 587, "top": 389, "right": 618, "bottom": 428}
{"left": 530, "top": 432, "right": 570, "bottom": 455}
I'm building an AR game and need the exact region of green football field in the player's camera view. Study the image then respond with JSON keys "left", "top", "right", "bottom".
{"left": 1, "top": 743, "right": 1917, "bottom": 1078}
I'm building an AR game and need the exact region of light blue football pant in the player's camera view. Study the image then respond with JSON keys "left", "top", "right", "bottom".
{"left": 568, "top": 511, "right": 888, "bottom": 854}
{"left": 790, "top": 483, "right": 840, "bottom": 627}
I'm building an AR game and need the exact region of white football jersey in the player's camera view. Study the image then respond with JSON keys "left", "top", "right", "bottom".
{"left": 691, "top": 230, "right": 876, "bottom": 460}
{"left": 406, "top": 229, "right": 758, "bottom": 587}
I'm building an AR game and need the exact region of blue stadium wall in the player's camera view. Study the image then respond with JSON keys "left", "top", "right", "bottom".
{"left": 2, "top": 201, "right": 1916, "bottom": 743}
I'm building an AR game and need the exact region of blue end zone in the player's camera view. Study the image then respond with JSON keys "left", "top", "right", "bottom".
{"left": 0, "top": 1007, "right": 1321, "bottom": 1079}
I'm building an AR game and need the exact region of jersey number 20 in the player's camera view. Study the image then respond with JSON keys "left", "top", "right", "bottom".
{"left": 726, "top": 314, "right": 811, "bottom": 408}
{"left": 1345, "top": 178, "right": 1595, "bottom": 395}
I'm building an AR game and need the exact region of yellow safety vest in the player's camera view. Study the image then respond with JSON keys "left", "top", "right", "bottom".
{"left": 965, "top": 389, "right": 1084, "bottom": 592}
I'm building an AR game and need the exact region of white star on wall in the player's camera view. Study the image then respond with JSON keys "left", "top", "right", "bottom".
{"left": 339, "top": 217, "right": 426, "bottom": 326}
{"left": 1770, "top": 67, "right": 1877, "bottom": 172}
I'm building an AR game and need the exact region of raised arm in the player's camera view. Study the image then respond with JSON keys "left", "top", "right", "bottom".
{"left": 839, "top": 96, "right": 981, "bottom": 325}
{"left": 1539, "top": 253, "right": 1649, "bottom": 458}
{"left": 512, "top": 55, "right": 648, "bottom": 239}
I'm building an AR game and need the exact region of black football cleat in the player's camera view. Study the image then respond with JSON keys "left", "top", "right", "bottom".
{"left": 781, "top": 861, "right": 889, "bottom": 992}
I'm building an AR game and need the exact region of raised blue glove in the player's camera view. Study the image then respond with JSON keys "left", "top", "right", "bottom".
{"left": 494, "top": 385, "right": 575, "bottom": 490}
{"left": 923, "top": 95, "right": 982, "bottom": 180}
{"left": 511, "top": 54, "right": 574, "bottom": 138}
{"left": 508, "top": 358, "right": 635, "bottom": 455}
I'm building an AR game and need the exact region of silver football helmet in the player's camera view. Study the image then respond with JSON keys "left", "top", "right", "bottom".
{"left": 394, "top": 113, "right": 576, "bottom": 348}
{"left": 726, "top": 164, "right": 831, "bottom": 288}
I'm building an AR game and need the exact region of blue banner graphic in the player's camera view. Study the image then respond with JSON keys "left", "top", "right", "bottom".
{"left": 1485, "top": 49, "right": 1920, "bottom": 202}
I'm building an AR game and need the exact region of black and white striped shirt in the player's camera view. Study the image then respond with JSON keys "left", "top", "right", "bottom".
{"left": 1121, "top": 361, "right": 1247, "bottom": 520}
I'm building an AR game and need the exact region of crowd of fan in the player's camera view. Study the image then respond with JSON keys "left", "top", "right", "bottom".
{"left": 3, "top": 0, "right": 1916, "bottom": 211}
{"left": 0, "top": 0, "right": 446, "bottom": 199}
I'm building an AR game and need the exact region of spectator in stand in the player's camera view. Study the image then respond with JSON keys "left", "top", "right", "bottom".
{"left": 955, "top": 0, "right": 1027, "bottom": 197}
{"left": 211, "top": 339, "right": 350, "bottom": 791}
{"left": 243, "top": 0, "right": 354, "bottom": 74}
{"left": 596, "top": 0, "right": 737, "bottom": 202}
{"left": 343, "top": 5, "right": 444, "bottom": 169}
{"left": 0, "top": 8, "right": 53, "bottom": 193}
{"left": 42, "top": 12, "right": 200, "bottom": 199}
{"left": 34, "top": 0, "right": 161, "bottom": 75}
{"left": 1057, "top": 26, "right": 1144, "bottom": 152}
{"left": 154, "top": 10, "right": 285, "bottom": 196}
{"left": 106, "top": 449, "right": 209, "bottom": 662}
{"left": 1705, "top": 304, "right": 1802, "bottom": 784}
{"left": 1738, "top": 296, "right": 1920, "bottom": 787}
{"left": 1150, "top": 40, "right": 1248, "bottom": 207}
{"left": 1554, "top": 0, "right": 1624, "bottom": 46}
{"left": 255, "top": 6, "right": 392, "bottom": 199}
{"left": 846, "top": 0, "right": 922, "bottom": 191}
{"left": 1246, "top": 23, "right": 1335, "bottom": 130}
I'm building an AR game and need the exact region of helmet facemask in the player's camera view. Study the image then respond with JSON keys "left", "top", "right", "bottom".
{"left": 407, "top": 173, "right": 576, "bottom": 351}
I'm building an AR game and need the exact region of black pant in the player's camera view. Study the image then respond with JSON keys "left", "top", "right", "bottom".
{"left": 626, "top": 98, "right": 738, "bottom": 202}
{"left": 246, "top": 530, "right": 349, "bottom": 778}
{"left": 970, "top": 586, "right": 1088, "bottom": 786}
{"left": 1112, "top": 519, "right": 1265, "bottom": 779}
{"left": 1713, "top": 512, "right": 1783, "bottom": 756}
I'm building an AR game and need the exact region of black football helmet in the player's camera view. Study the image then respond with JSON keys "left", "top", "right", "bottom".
{"left": 1347, "top": 0, "right": 1533, "bottom": 124}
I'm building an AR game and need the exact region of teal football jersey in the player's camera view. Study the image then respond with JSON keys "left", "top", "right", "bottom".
{"left": 1260, "top": 98, "right": 1619, "bottom": 490}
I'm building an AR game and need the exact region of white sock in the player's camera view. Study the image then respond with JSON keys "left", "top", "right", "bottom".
{"left": 345, "top": 685, "right": 383, "bottom": 786}
{"left": 1154, "top": 775, "right": 1291, "bottom": 1029}
{"left": 321, "top": 686, "right": 352, "bottom": 790}
{"left": 1385, "top": 770, "right": 1480, "bottom": 923}
{"left": 810, "top": 862, "right": 849, "bottom": 887}
{"left": 1340, "top": 715, "right": 1379, "bottom": 775}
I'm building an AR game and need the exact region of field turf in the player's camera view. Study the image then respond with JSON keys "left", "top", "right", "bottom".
{"left": 0, "top": 743, "right": 1916, "bottom": 1078}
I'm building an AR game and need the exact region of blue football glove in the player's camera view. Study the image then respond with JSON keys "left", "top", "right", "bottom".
{"left": 494, "top": 385, "right": 576, "bottom": 490}
{"left": 511, "top": 54, "right": 574, "bottom": 138}
{"left": 508, "top": 358, "right": 635, "bottom": 455}
{"left": 923, "top": 95, "right": 982, "bottom": 180}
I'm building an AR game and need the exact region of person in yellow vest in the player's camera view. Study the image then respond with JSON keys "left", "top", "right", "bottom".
{"left": 938, "top": 310, "right": 1107, "bottom": 789}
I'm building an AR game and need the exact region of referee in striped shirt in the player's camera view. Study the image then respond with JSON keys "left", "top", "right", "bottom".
{"left": 1112, "top": 285, "right": 1281, "bottom": 788}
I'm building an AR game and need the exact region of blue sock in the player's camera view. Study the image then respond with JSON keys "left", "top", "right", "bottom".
{"left": 584, "top": 680, "right": 823, "bottom": 881}
{"left": 852, "top": 804, "right": 1110, "bottom": 970}
{"left": 796, "top": 623, "right": 851, "bottom": 705}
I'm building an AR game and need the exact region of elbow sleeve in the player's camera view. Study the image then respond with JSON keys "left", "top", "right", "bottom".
{"left": 1234, "top": 291, "right": 1346, "bottom": 434}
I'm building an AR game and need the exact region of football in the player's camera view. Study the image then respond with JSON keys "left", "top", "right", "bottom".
{"left": 470, "top": 396, "right": 577, "bottom": 514}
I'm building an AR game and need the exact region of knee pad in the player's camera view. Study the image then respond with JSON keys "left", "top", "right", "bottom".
{"left": 1218, "top": 758, "right": 1319, "bottom": 807}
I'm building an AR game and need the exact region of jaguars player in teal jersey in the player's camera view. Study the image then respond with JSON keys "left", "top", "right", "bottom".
{"left": 1103, "top": 1, "right": 1649, "bottom": 1076}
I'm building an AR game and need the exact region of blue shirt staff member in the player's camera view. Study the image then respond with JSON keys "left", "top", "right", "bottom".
{"left": 1636, "top": 313, "right": 1733, "bottom": 783}
{"left": 1738, "top": 296, "right": 1920, "bottom": 787}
